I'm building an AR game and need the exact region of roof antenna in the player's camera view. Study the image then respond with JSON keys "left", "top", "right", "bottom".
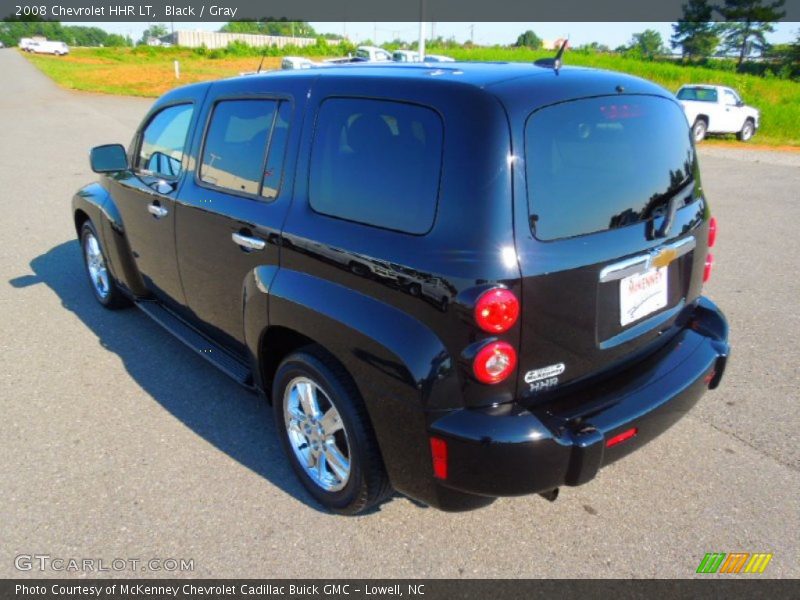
{"left": 535, "top": 37, "right": 569, "bottom": 73}
{"left": 256, "top": 50, "right": 267, "bottom": 74}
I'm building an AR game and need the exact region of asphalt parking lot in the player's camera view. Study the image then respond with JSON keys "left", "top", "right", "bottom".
{"left": 0, "top": 49, "right": 798, "bottom": 579}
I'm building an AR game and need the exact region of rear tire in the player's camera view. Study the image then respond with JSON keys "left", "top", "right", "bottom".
{"left": 272, "top": 347, "right": 393, "bottom": 514}
{"left": 737, "top": 119, "right": 755, "bottom": 142}
{"left": 692, "top": 118, "right": 707, "bottom": 143}
{"left": 80, "top": 221, "right": 130, "bottom": 309}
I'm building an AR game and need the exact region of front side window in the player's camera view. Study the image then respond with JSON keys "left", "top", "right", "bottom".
{"left": 137, "top": 104, "right": 193, "bottom": 179}
{"left": 200, "top": 99, "right": 289, "bottom": 198}
{"left": 525, "top": 95, "right": 695, "bottom": 241}
{"left": 308, "top": 98, "right": 443, "bottom": 234}
{"left": 722, "top": 90, "right": 739, "bottom": 106}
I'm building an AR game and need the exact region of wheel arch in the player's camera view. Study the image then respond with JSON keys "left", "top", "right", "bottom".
{"left": 72, "top": 182, "right": 148, "bottom": 296}
{"left": 249, "top": 268, "right": 459, "bottom": 504}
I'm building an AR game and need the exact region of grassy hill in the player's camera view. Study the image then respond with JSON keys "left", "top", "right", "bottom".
{"left": 24, "top": 45, "right": 800, "bottom": 146}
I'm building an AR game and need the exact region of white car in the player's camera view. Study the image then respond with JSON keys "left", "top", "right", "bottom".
{"left": 676, "top": 84, "right": 760, "bottom": 142}
{"left": 424, "top": 54, "right": 455, "bottom": 62}
{"left": 392, "top": 50, "right": 420, "bottom": 63}
{"left": 31, "top": 40, "right": 69, "bottom": 56}
{"left": 19, "top": 38, "right": 37, "bottom": 51}
{"left": 281, "top": 56, "right": 317, "bottom": 70}
{"left": 355, "top": 46, "right": 392, "bottom": 62}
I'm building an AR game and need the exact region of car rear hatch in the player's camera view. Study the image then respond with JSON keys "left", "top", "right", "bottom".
{"left": 514, "top": 93, "right": 710, "bottom": 402}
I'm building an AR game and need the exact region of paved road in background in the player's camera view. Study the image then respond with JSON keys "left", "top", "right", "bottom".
{"left": 1, "top": 49, "right": 798, "bottom": 578}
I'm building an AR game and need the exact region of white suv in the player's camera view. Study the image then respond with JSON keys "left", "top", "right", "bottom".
{"left": 676, "top": 84, "right": 760, "bottom": 142}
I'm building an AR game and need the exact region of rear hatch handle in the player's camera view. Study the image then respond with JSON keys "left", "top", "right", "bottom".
{"left": 599, "top": 237, "right": 696, "bottom": 283}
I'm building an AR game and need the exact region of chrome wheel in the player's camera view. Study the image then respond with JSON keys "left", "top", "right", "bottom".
{"left": 83, "top": 232, "right": 110, "bottom": 300}
{"left": 692, "top": 119, "right": 707, "bottom": 143}
{"left": 740, "top": 121, "right": 754, "bottom": 141}
{"left": 283, "top": 376, "right": 351, "bottom": 492}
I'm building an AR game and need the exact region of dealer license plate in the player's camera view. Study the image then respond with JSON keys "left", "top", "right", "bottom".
{"left": 620, "top": 266, "right": 668, "bottom": 326}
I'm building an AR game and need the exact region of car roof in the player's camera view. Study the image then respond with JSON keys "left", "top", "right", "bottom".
{"left": 159, "top": 62, "right": 673, "bottom": 117}
{"left": 239, "top": 61, "right": 660, "bottom": 89}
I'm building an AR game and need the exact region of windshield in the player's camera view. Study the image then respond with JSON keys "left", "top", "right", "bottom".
{"left": 525, "top": 95, "right": 695, "bottom": 241}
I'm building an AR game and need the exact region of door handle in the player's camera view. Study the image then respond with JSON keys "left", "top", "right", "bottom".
{"left": 232, "top": 232, "right": 266, "bottom": 251}
{"left": 148, "top": 203, "right": 169, "bottom": 219}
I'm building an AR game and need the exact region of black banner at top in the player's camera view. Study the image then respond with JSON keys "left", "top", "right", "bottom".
{"left": 3, "top": 0, "right": 800, "bottom": 22}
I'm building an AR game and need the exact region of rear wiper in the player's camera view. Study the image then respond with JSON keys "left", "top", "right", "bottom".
{"left": 535, "top": 38, "right": 569, "bottom": 74}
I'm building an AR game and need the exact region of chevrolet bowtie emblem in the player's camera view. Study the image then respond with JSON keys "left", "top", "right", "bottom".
{"left": 650, "top": 247, "right": 679, "bottom": 269}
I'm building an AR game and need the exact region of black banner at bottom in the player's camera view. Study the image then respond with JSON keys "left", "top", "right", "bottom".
{"left": 3, "top": 579, "right": 798, "bottom": 600}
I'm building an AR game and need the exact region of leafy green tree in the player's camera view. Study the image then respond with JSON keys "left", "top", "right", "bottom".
{"left": 0, "top": 18, "right": 65, "bottom": 46}
{"left": 717, "top": 0, "right": 786, "bottom": 70}
{"left": 138, "top": 24, "right": 168, "bottom": 45}
{"left": 104, "top": 34, "right": 132, "bottom": 47}
{"left": 628, "top": 29, "right": 665, "bottom": 58}
{"left": 671, "top": 0, "right": 720, "bottom": 58}
{"left": 514, "top": 30, "right": 542, "bottom": 49}
{"left": 579, "top": 41, "right": 610, "bottom": 53}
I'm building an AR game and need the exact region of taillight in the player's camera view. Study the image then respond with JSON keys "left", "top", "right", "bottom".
{"left": 429, "top": 437, "right": 448, "bottom": 480}
{"left": 708, "top": 217, "right": 717, "bottom": 248}
{"left": 606, "top": 427, "right": 638, "bottom": 448}
{"left": 474, "top": 288, "right": 519, "bottom": 333}
{"left": 704, "top": 254, "right": 714, "bottom": 282}
{"left": 472, "top": 341, "right": 517, "bottom": 384}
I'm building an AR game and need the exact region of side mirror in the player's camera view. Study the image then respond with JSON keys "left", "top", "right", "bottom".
{"left": 90, "top": 143, "right": 129, "bottom": 173}
{"left": 737, "top": 100, "right": 745, "bottom": 107}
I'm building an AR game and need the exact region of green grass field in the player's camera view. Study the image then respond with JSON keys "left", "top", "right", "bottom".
{"left": 24, "top": 45, "right": 800, "bottom": 146}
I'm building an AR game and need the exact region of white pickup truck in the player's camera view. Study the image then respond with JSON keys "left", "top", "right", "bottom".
{"left": 676, "top": 84, "right": 760, "bottom": 142}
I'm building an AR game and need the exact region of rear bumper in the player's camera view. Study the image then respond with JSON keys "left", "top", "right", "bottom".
{"left": 428, "top": 297, "right": 728, "bottom": 503}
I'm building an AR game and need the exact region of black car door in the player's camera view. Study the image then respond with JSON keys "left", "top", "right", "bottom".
{"left": 110, "top": 101, "right": 197, "bottom": 306}
{"left": 174, "top": 77, "right": 308, "bottom": 356}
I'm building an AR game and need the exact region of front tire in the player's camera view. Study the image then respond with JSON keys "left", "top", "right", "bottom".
{"left": 737, "top": 119, "right": 755, "bottom": 142}
{"left": 80, "top": 221, "right": 129, "bottom": 309}
{"left": 272, "top": 348, "right": 392, "bottom": 514}
{"left": 692, "top": 118, "right": 707, "bottom": 143}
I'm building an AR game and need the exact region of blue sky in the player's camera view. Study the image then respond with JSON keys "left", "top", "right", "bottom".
{"left": 82, "top": 21, "right": 799, "bottom": 48}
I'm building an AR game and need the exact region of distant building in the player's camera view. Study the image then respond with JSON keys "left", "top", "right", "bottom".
{"left": 156, "top": 30, "right": 341, "bottom": 50}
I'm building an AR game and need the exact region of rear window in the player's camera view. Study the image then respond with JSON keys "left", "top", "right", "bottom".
{"left": 200, "top": 99, "right": 289, "bottom": 199}
{"left": 525, "top": 95, "right": 695, "bottom": 241}
{"left": 309, "top": 98, "right": 443, "bottom": 235}
{"left": 677, "top": 87, "right": 718, "bottom": 102}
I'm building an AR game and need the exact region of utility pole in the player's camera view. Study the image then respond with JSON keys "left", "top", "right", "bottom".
{"left": 470, "top": 24, "right": 474, "bottom": 44}
{"left": 373, "top": 23, "right": 377, "bottom": 45}
{"left": 418, "top": 0, "right": 426, "bottom": 60}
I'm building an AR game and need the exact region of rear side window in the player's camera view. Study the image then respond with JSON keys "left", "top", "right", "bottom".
{"left": 525, "top": 95, "right": 695, "bottom": 241}
{"left": 137, "top": 104, "right": 193, "bottom": 179}
{"left": 308, "top": 98, "right": 443, "bottom": 235}
{"left": 677, "top": 87, "right": 718, "bottom": 102}
{"left": 200, "top": 99, "right": 289, "bottom": 199}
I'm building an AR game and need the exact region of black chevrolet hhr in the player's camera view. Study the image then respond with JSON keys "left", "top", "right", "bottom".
{"left": 74, "top": 61, "right": 729, "bottom": 514}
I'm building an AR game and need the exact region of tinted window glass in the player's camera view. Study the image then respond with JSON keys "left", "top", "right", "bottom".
{"left": 525, "top": 96, "right": 695, "bottom": 241}
{"left": 676, "top": 87, "right": 718, "bottom": 102}
{"left": 137, "top": 104, "right": 193, "bottom": 178}
{"left": 200, "top": 99, "right": 281, "bottom": 197}
{"left": 262, "top": 101, "right": 291, "bottom": 199}
{"left": 309, "top": 98, "right": 443, "bottom": 234}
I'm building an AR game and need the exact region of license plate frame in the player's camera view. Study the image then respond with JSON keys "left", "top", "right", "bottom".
{"left": 620, "top": 266, "right": 668, "bottom": 326}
